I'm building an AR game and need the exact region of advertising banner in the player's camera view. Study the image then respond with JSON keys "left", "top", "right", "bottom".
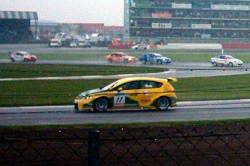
{"left": 152, "top": 13, "right": 172, "bottom": 18}
{"left": 172, "top": 3, "right": 192, "bottom": 9}
{"left": 211, "top": 4, "right": 249, "bottom": 11}
{"left": 191, "top": 24, "right": 211, "bottom": 29}
{"left": 152, "top": 23, "right": 172, "bottom": 29}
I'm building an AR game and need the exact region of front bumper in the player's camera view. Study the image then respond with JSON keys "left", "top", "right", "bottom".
{"left": 74, "top": 103, "right": 79, "bottom": 110}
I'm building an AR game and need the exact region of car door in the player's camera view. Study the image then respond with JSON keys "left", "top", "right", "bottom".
{"left": 220, "top": 56, "right": 227, "bottom": 65}
{"left": 14, "top": 53, "right": 23, "bottom": 61}
{"left": 113, "top": 54, "right": 122, "bottom": 63}
{"left": 137, "top": 80, "right": 163, "bottom": 107}
{"left": 111, "top": 81, "right": 140, "bottom": 108}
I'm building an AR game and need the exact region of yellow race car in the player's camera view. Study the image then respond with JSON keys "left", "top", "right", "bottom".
{"left": 74, "top": 77, "right": 177, "bottom": 112}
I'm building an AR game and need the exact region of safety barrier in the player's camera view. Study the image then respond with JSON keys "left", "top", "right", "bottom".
{"left": 0, "top": 123, "right": 249, "bottom": 165}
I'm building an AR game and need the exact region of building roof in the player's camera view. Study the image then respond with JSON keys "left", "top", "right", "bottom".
{"left": 0, "top": 11, "right": 38, "bottom": 20}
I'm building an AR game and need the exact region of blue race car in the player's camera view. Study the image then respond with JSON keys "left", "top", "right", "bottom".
{"left": 139, "top": 53, "right": 171, "bottom": 64}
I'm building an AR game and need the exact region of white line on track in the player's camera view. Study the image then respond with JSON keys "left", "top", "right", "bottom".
{"left": 0, "top": 71, "right": 175, "bottom": 81}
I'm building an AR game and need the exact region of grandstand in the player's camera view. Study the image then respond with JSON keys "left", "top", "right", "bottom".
{"left": 0, "top": 11, "right": 38, "bottom": 43}
{"left": 124, "top": 0, "right": 250, "bottom": 43}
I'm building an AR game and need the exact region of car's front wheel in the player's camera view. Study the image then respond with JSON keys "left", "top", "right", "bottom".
{"left": 142, "top": 59, "right": 147, "bottom": 64}
{"left": 229, "top": 62, "right": 233, "bottom": 67}
{"left": 157, "top": 60, "right": 162, "bottom": 64}
{"left": 108, "top": 59, "right": 112, "bottom": 63}
{"left": 94, "top": 98, "right": 108, "bottom": 112}
{"left": 156, "top": 97, "right": 170, "bottom": 111}
{"left": 10, "top": 58, "right": 14, "bottom": 62}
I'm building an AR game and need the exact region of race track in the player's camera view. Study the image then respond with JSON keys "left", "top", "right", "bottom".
{"left": 1, "top": 59, "right": 250, "bottom": 79}
{"left": 1, "top": 99, "right": 250, "bottom": 126}
{"left": 0, "top": 44, "right": 249, "bottom": 126}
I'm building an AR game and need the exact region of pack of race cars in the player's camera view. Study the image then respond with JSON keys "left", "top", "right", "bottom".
{"left": 9, "top": 50, "right": 244, "bottom": 68}
{"left": 105, "top": 51, "right": 244, "bottom": 67}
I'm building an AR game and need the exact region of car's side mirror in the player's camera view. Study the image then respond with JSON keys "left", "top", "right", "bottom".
{"left": 118, "top": 87, "right": 123, "bottom": 92}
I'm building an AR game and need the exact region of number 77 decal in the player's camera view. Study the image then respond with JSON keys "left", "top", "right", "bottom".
{"left": 114, "top": 94, "right": 125, "bottom": 106}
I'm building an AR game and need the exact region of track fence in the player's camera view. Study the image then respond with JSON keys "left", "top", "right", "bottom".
{"left": 0, "top": 123, "right": 249, "bottom": 166}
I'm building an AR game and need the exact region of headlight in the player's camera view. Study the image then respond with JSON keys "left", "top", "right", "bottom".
{"left": 76, "top": 95, "right": 90, "bottom": 100}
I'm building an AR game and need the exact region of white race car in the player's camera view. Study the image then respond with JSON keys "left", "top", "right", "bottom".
{"left": 131, "top": 44, "right": 149, "bottom": 50}
{"left": 10, "top": 51, "right": 37, "bottom": 62}
{"left": 211, "top": 55, "right": 243, "bottom": 67}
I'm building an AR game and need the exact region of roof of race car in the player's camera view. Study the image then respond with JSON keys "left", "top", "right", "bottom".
{"left": 115, "top": 77, "right": 176, "bottom": 85}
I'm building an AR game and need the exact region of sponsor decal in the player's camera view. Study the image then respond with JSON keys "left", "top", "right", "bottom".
{"left": 141, "top": 97, "right": 151, "bottom": 103}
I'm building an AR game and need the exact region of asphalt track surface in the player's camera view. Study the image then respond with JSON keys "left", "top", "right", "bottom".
{"left": 1, "top": 99, "right": 250, "bottom": 126}
{"left": 1, "top": 59, "right": 250, "bottom": 80}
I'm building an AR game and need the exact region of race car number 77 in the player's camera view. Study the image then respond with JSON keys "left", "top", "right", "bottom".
{"left": 114, "top": 95, "right": 125, "bottom": 106}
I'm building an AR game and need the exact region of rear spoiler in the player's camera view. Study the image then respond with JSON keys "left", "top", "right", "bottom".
{"left": 166, "top": 77, "right": 177, "bottom": 82}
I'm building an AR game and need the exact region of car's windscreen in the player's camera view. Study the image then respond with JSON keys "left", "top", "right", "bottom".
{"left": 101, "top": 81, "right": 118, "bottom": 90}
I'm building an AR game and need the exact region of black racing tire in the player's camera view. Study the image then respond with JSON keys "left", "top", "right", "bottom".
{"left": 135, "top": 47, "right": 138, "bottom": 50}
{"left": 93, "top": 98, "right": 108, "bottom": 112}
{"left": 157, "top": 60, "right": 162, "bottom": 65}
{"left": 142, "top": 59, "right": 147, "bottom": 64}
{"left": 24, "top": 58, "right": 28, "bottom": 62}
{"left": 229, "top": 62, "right": 233, "bottom": 67}
{"left": 10, "top": 58, "right": 14, "bottom": 62}
{"left": 156, "top": 97, "right": 170, "bottom": 111}
{"left": 108, "top": 59, "right": 112, "bottom": 63}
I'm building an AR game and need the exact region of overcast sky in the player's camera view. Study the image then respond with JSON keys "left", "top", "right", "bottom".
{"left": 0, "top": 0, "right": 124, "bottom": 25}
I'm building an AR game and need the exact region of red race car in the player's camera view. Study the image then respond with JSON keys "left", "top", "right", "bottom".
{"left": 106, "top": 52, "right": 137, "bottom": 63}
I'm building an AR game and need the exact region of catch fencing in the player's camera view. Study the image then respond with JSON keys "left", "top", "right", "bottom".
{"left": 0, "top": 123, "right": 249, "bottom": 166}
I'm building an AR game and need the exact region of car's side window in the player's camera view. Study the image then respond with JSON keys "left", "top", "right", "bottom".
{"left": 117, "top": 81, "right": 139, "bottom": 90}
{"left": 140, "top": 81, "right": 162, "bottom": 89}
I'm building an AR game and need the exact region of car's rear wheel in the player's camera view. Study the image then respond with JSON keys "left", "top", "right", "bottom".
{"left": 24, "top": 58, "right": 28, "bottom": 62}
{"left": 108, "top": 59, "right": 112, "bottom": 63}
{"left": 229, "top": 62, "right": 233, "bottom": 67}
{"left": 212, "top": 62, "right": 216, "bottom": 66}
{"left": 94, "top": 98, "right": 108, "bottom": 112}
{"left": 10, "top": 58, "right": 14, "bottom": 62}
{"left": 156, "top": 97, "right": 170, "bottom": 111}
{"left": 142, "top": 59, "right": 146, "bottom": 64}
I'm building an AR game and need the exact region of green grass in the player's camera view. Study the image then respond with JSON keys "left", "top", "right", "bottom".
{"left": 1, "top": 118, "right": 250, "bottom": 129}
{"left": 0, "top": 64, "right": 164, "bottom": 78}
{"left": 1, "top": 74, "right": 249, "bottom": 107}
{"left": 1, "top": 50, "right": 250, "bottom": 62}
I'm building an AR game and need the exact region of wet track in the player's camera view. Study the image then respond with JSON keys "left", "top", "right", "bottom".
{"left": 1, "top": 100, "right": 250, "bottom": 126}
{"left": 1, "top": 59, "right": 250, "bottom": 79}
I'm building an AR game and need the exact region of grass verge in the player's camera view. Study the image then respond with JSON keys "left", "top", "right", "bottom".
{"left": 0, "top": 118, "right": 249, "bottom": 129}
{"left": 0, "top": 74, "right": 249, "bottom": 107}
{"left": 0, "top": 64, "right": 164, "bottom": 78}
